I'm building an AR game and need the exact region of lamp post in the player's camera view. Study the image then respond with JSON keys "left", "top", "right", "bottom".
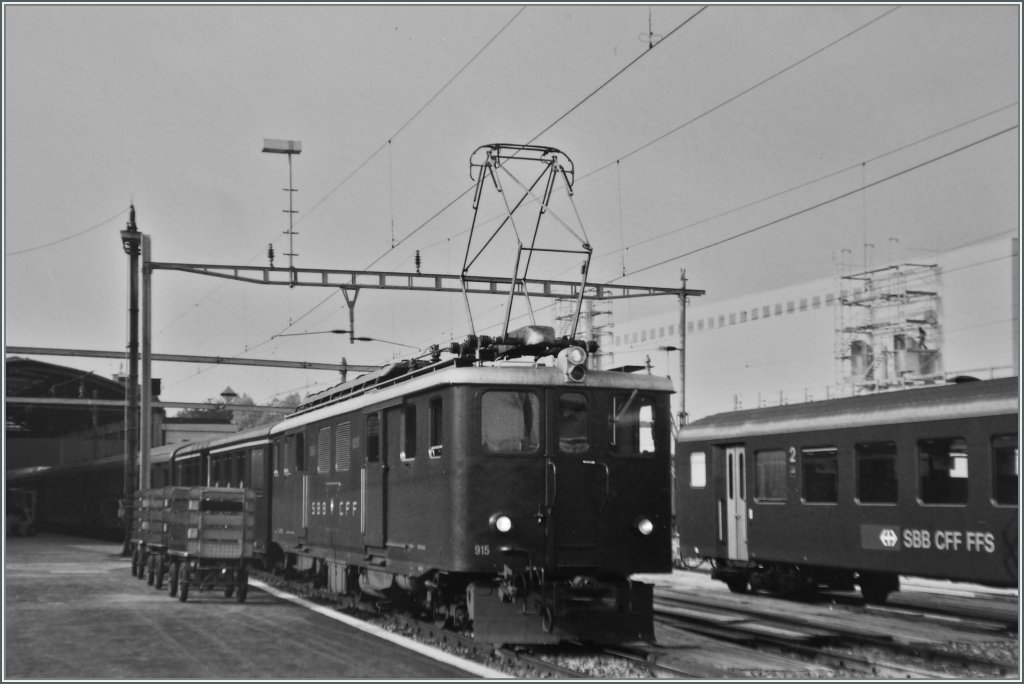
{"left": 262, "top": 139, "right": 302, "bottom": 280}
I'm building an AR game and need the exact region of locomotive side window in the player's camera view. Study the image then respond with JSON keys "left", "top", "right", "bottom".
{"left": 481, "top": 390, "right": 539, "bottom": 454}
{"left": 855, "top": 441, "right": 898, "bottom": 504}
{"left": 402, "top": 405, "right": 417, "bottom": 461}
{"left": 992, "top": 434, "right": 1018, "bottom": 506}
{"left": 609, "top": 393, "right": 656, "bottom": 457}
{"left": 429, "top": 397, "right": 444, "bottom": 458}
{"left": 558, "top": 392, "right": 589, "bottom": 454}
{"left": 753, "top": 450, "right": 786, "bottom": 502}
{"left": 689, "top": 451, "right": 707, "bottom": 488}
{"left": 801, "top": 447, "right": 838, "bottom": 504}
{"left": 366, "top": 413, "right": 381, "bottom": 463}
{"left": 918, "top": 437, "right": 968, "bottom": 505}
{"left": 385, "top": 407, "right": 404, "bottom": 464}
{"left": 335, "top": 422, "right": 351, "bottom": 472}
{"left": 317, "top": 426, "right": 332, "bottom": 474}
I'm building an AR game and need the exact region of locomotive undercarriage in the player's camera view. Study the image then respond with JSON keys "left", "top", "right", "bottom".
{"left": 712, "top": 558, "right": 899, "bottom": 603}
{"left": 273, "top": 549, "right": 655, "bottom": 645}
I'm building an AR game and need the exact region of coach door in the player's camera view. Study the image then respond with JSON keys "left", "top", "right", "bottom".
{"left": 724, "top": 446, "right": 749, "bottom": 561}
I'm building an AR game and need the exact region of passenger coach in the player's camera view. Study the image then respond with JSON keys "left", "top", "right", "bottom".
{"left": 676, "top": 376, "right": 1019, "bottom": 602}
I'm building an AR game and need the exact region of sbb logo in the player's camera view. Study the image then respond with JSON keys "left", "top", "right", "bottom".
{"left": 878, "top": 528, "right": 899, "bottom": 548}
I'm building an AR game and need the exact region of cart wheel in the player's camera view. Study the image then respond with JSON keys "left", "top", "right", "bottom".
{"left": 154, "top": 555, "right": 165, "bottom": 590}
{"left": 168, "top": 561, "right": 179, "bottom": 598}
{"left": 178, "top": 563, "right": 190, "bottom": 603}
{"left": 236, "top": 570, "right": 248, "bottom": 604}
{"left": 147, "top": 554, "right": 156, "bottom": 586}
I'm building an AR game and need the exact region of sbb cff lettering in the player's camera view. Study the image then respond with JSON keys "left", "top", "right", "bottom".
{"left": 902, "top": 529, "right": 995, "bottom": 553}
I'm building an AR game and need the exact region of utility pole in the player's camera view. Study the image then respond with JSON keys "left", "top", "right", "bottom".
{"left": 679, "top": 269, "right": 688, "bottom": 426}
{"left": 119, "top": 205, "right": 141, "bottom": 554}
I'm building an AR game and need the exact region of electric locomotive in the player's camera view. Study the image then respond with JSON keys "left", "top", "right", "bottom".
{"left": 675, "top": 376, "right": 1019, "bottom": 602}
{"left": 267, "top": 326, "right": 674, "bottom": 644}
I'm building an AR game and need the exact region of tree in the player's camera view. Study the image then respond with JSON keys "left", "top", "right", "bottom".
{"left": 233, "top": 393, "right": 301, "bottom": 430}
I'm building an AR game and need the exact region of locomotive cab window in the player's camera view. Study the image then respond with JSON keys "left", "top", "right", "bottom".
{"left": 918, "top": 437, "right": 968, "bottom": 505}
{"left": 558, "top": 392, "right": 589, "bottom": 454}
{"left": 609, "top": 392, "right": 656, "bottom": 457}
{"left": 481, "top": 390, "right": 540, "bottom": 454}
{"left": 856, "top": 441, "right": 898, "bottom": 504}
{"left": 992, "top": 434, "right": 1018, "bottom": 506}
{"left": 801, "top": 447, "right": 838, "bottom": 504}
{"left": 754, "top": 449, "right": 787, "bottom": 502}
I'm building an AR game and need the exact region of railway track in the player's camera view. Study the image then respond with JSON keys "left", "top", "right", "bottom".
{"left": 251, "top": 566, "right": 1017, "bottom": 678}
{"left": 651, "top": 587, "right": 1018, "bottom": 678}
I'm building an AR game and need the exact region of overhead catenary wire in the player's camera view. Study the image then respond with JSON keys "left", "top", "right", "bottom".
{"left": 622, "top": 125, "right": 1019, "bottom": 279}
{"left": 5, "top": 207, "right": 129, "bottom": 256}
{"left": 596, "top": 102, "right": 1018, "bottom": 261}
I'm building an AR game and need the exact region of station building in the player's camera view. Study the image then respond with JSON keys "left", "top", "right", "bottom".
{"left": 601, "top": 232, "right": 1019, "bottom": 424}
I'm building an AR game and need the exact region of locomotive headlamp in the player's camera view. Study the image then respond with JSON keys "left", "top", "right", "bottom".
{"left": 634, "top": 517, "right": 655, "bottom": 536}
{"left": 490, "top": 513, "right": 514, "bottom": 534}
{"left": 556, "top": 346, "right": 588, "bottom": 383}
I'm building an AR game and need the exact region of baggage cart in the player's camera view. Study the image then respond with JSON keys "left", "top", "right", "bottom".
{"left": 166, "top": 487, "right": 255, "bottom": 603}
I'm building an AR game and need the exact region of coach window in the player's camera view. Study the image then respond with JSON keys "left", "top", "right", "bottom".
{"left": 754, "top": 450, "right": 787, "bottom": 502}
{"left": 855, "top": 441, "right": 898, "bottom": 504}
{"left": 429, "top": 398, "right": 444, "bottom": 458}
{"left": 280, "top": 439, "right": 291, "bottom": 477}
{"left": 992, "top": 434, "right": 1018, "bottom": 506}
{"left": 558, "top": 392, "right": 589, "bottom": 454}
{"left": 317, "top": 426, "right": 332, "bottom": 474}
{"left": 801, "top": 447, "right": 838, "bottom": 503}
{"left": 251, "top": 448, "right": 265, "bottom": 489}
{"left": 918, "top": 437, "right": 968, "bottom": 505}
{"left": 294, "top": 433, "right": 306, "bottom": 473}
{"left": 365, "top": 413, "right": 381, "bottom": 463}
{"left": 689, "top": 452, "right": 707, "bottom": 488}
{"left": 481, "top": 390, "right": 540, "bottom": 454}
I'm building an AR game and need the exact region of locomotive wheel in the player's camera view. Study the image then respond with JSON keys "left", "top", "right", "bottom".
{"left": 168, "top": 562, "right": 179, "bottom": 597}
{"left": 155, "top": 556, "right": 165, "bottom": 590}
{"left": 541, "top": 605, "right": 555, "bottom": 634}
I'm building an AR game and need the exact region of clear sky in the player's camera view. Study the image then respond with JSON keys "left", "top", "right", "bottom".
{"left": 4, "top": 3, "right": 1020, "bottom": 408}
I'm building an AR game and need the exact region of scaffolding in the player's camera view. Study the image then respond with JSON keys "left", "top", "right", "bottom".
{"left": 552, "top": 298, "right": 613, "bottom": 369}
{"left": 835, "top": 262, "right": 943, "bottom": 393}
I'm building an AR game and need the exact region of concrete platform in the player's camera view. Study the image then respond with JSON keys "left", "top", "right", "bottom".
{"left": 3, "top": 533, "right": 502, "bottom": 679}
